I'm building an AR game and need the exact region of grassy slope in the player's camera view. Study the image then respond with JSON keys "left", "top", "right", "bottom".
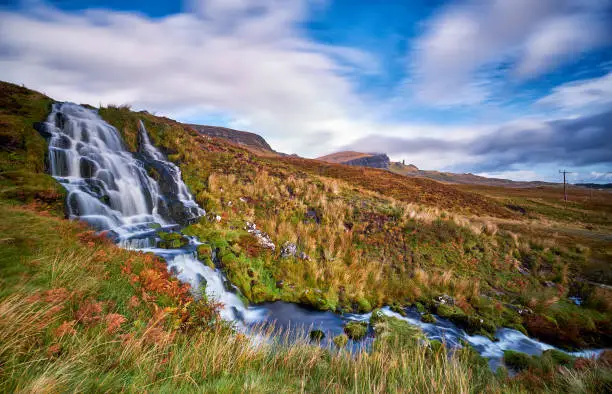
{"left": 94, "top": 103, "right": 612, "bottom": 350}
{"left": 1, "top": 80, "right": 611, "bottom": 391}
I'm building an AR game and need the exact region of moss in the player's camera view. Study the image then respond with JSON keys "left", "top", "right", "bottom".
{"left": 157, "top": 231, "right": 189, "bottom": 249}
{"left": 357, "top": 298, "right": 372, "bottom": 313}
{"left": 197, "top": 244, "right": 213, "bottom": 260}
{"left": 504, "top": 350, "right": 536, "bottom": 371}
{"left": 344, "top": 322, "right": 368, "bottom": 340}
{"left": 333, "top": 334, "right": 348, "bottom": 348}
{"left": 421, "top": 313, "right": 436, "bottom": 323}
{"left": 390, "top": 302, "right": 407, "bottom": 316}
{"left": 542, "top": 349, "right": 574, "bottom": 366}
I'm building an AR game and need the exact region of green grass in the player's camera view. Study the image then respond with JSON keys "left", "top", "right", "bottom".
{"left": 2, "top": 80, "right": 612, "bottom": 392}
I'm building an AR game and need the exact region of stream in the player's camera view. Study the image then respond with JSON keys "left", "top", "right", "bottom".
{"left": 40, "top": 102, "right": 603, "bottom": 371}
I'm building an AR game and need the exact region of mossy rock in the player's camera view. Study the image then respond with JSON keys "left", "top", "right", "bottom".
{"left": 421, "top": 313, "right": 436, "bottom": 323}
{"left": 357, "top": 298, "right": 372, "bottom": 313}
{"left": 333, "top": 334, "right": 348, "bottom": 348}
{"left": 157, "top": 231, "right": 189, "bottom": 249}
{"left": 542, "top": 349, "right": 574, "bottom": 366}
{"left": 344, "top": 321, "right": 368, "bottom": 340}
{"left": 415, "top": 302, "right": 426, "bottom": 313}
{"left": 504, "top": 350, "right": 536, "bottom": 371}
{"left": 299, "top": 289, "right": 331, "bottom": 311}
{"left": 390, "top": 302, "right": 407, "bottom": 316}
{"left": 197, "top": 244, "right": 213, "bottom": 260}
{"left": 370, "top": 308, "right": 385, "bottom": 325}
{"left": 309, "top": 330, "right": 325, "bottom": 342}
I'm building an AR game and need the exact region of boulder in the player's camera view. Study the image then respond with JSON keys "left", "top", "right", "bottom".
{"left": 281, "top": 242, "right": 297, "bottom": 258}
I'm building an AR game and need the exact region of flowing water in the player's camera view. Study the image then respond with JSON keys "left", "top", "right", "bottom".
{"left": 41, "top": 103, "right": 603, "bottom": 370}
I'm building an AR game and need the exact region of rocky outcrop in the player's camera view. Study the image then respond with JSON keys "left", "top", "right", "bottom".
{"left": 343, "top": 153, "right": 390, "bottom": 169}
{"left": 317, "top": 151, "right": 390, "bottom": 169}
{"left": 188, "top": 124, "right": 274, "bottom": 152}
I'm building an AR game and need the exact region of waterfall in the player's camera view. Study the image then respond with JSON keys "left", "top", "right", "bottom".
{"left": 41, "top": 102, "right": 202, "bottom": 238}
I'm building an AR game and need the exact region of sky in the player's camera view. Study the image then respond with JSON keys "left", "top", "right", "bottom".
{"left": 1, "top": 0, "right": 611, "bottom": 183}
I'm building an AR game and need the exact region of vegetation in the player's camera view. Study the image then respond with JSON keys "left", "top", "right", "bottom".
{"left": 1, "top": 80, "right": 611, "bottom": 392}
{"left": 344, "top": 321, "right": 368, "bottom": 340}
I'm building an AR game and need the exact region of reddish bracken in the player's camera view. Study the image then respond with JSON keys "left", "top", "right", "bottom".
{"left": 75, "top": 299, "right": 104, "bottom": 326}
{"left": 54, "top": 320, "right": 77, "bottom": 338}
{"left": 43, "top": 288, "right": 71, "bottom": 303}
{"left": 105, "top": 313, "right": 127, "bottom": 333}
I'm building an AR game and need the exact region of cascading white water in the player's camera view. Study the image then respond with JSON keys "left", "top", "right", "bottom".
{"left": 41, "top": 102, "right": 605, "bottom": 369}
{"left": 43, "top": 103, "right": 202, "bottom": 238}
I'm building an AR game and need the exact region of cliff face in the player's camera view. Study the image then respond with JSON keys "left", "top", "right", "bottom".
{"left": 187, "top": 124, "right": 274, "bottom": 152}
{"left": 316, "top": 151, "right": 390, "bottom": 169}
{"left": 343, "top": 153, "right": 390, "bottom": 169}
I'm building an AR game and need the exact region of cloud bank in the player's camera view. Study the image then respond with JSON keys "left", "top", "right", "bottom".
{"left": 345, "top": 109, "right": 612, "bottom": 173}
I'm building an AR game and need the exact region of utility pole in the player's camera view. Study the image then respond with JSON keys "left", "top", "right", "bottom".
{"left": 559, "top": 170, "right": 572, "bottom": 202}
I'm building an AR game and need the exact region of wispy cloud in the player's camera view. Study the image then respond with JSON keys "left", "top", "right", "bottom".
{"left": 537, "top": 71, "right": 612, "bottom": 112}
{"left": 410, "top": 0, "right": 611, "bottom": 105}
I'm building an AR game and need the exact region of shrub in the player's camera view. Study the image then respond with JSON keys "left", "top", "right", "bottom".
{"left": 333, "top": 334, "right": 349, "bottom": 348}
{"left": 344, "top": 321, "right": 368, "bottom": 340}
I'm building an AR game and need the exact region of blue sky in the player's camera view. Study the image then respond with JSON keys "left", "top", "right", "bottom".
{"left": 1, "top": 0, "right": 611, "bottom": 183}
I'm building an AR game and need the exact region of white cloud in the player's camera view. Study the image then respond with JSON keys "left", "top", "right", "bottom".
{"left": 411, "top": 0, "right": 611, "bottom": 105}
{"left": 0, "top": 0, "right": 375, "bottom": 156}
{"left": 475, "top": 170, "right": 542, "bottom": 182}
{"left": 536, "top": 72, "right": 612, "bottom": 111}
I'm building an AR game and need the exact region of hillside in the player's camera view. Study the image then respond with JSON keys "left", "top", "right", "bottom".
{"left": 390, "top": 162, "right": 557, "bottom": 187}
{"left": 1, "top": 81, "right": 612, "bottom": 392}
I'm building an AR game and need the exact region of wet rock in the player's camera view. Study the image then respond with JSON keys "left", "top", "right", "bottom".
{"left": 281, "top": 242, "right": 297, "bottom": 258}
{"left": 169, "top": 265, "right": 179, "bottom": 276}
{"left": 231, "top": 306, "right": 245, "bottom": 321}
{"left": 309, "top": 330, "right": 325, "bottom": 342}
{"left": 79, "top": 157, "right": 98, "bottom": 178}
{"left": 196, "top": 273, "right": 207, "bottom": 289}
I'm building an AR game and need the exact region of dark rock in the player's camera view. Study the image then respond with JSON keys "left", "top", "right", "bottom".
{"left": 276, "top": 280, "right": 284, "bottom": 289}
{"left": 309, "top": 330, "right": 325, "bottom": 341}
{"left": 79, "top": 157, "right": 98, "bottom": 178}
{"left": 33, "top": 121, "right": 53, "bottom": 138}
{"left": 344, "top": 153, "right": 390, "bottom": 169}
{"left": 196, "top": 273, "right": 207, "bottom": 289}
